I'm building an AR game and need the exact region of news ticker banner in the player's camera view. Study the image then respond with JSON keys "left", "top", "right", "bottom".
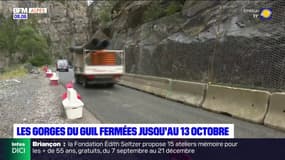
{"left": 1, "top": 138, "right": 285, "bottom": 160}
{"left": 14, "top": 124, "right": 234, "bottom": 139}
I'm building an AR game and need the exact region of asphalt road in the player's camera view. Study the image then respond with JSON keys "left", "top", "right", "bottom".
{"left": 58, "top": 69, "right": 285, "bottom": 138}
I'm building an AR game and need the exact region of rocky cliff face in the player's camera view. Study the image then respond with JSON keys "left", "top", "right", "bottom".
{"left": 39, "top": 0, "right": 88, "bottom": 58}
{"left": 1, "top": 0, "right": 284, "bottom": 89}
{"left": 87, "top": 0, "right": 285, "bottom": 89}
{"left": 0, "top": 0, "right": 88, "bottom": 60}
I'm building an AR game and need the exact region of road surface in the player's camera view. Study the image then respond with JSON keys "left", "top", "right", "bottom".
{"left": 58, "top": 69, "right": 285, "bottom": 138}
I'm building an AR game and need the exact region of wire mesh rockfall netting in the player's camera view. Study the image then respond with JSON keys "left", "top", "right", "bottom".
{"left": 121, "top": 0, "right": 284, "bottom": 91}
{"left": 208, "top": 0, "right": 285, "bottom": 91}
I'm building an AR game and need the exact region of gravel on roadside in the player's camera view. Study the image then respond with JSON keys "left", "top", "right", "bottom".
{"left": 0, "top": 72, "right": 100, "bottom": 138}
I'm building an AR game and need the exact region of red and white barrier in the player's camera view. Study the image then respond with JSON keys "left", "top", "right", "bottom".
{"left": 43, "top": 65, "right": 48, "bottom": 72}
{"left": 50, "top": 72, "right": 59, "bottom": 86}
{"left": 62, "top": 88, "right": 84, "bottom": 119}
{"left": 65, "top": 82, "right": 74, "bottom": 89}
{"left": 61, "top": 82, "right": 81, "bottom": 100}
{"left": 46, "top": 69, "right": 53, "bottom": 78}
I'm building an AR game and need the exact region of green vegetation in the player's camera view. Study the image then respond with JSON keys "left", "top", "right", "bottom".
{"left": 143, "top": 1, "right": 183, "bottom": 22}
{"left": 0, "top": 15, "right": 51, "bottom": 67}
{"left": 98, "top": 8, "right": 112, "bottom": 27}
{"left": 143, "top": 1, "right": 165, "bottom": 22}
{"left": 0, "top": 15, "right": 19, "bottom": 57}
{"left": 93, "top": 1, "right": 183, "bottom": 27}
{"left": 36, "top": 0, "right": 65, "bottom": 4}
{"left": 0, "top": 65, "right": 27, "bottom": 80}
{"left": 94, "top": 1, "right": 118, "bottom": 28}
{"left": 16, "top": 26, "right": 49, "bottom": 60}
{"left": 165, "top": 1, "right": 183, "bottom": 16}
{"left": 29, "top": 53, "right": 51, "bottom": 66}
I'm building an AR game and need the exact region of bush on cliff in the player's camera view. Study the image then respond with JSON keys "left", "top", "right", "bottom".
{"left": 143, "top": 1, "right": 183, "bottom": 22}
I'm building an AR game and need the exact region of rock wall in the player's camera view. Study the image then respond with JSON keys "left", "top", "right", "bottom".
{"left": 38, "top": 0, "right": 88, "bottom": 59}
{"left": 88, "top": 0, "right": 285, "bottom": 89}
{"left": 1, "top": 0, "right": 284, "bottom": 89}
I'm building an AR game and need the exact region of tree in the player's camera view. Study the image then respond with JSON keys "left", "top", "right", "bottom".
{"left": 0, "top": 15, "right": 19, "bottom": 57}
{"left": 0, "top": 15, "right": 51, "bottom": 66}
{"left": 16, "top": 25, "right": 49, "bottom": 61}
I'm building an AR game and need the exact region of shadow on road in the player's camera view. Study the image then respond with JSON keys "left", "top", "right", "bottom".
{"left": 74, "top": 84, "right": 116, "bottom": 90}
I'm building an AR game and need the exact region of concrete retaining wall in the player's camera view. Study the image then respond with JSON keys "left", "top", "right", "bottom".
{"left": 202, "top": 85, "right": 270, "bottom": 123}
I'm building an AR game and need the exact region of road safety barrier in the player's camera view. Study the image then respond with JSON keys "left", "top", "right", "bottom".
{"left": 50, "top": 72, "right": 59, "bottom": 86}
{"left": 167, "top": 80, "right": 206, "bottom": 107}
{"left": 43, "top": 65, "right": 48, "bottom": 72}
{"left": 106, "top": 73, "right": 285, "bottom": 130}
{"left": 202, "top": 84, "right": 270, "bottom": 123}
{"left": 65, "top": 82, "right": 74, "bottom": 89}
{"left": 45, "top": 69, "right": 53, "bottom": 78}
{"left": 120, "top": 74, "right": 136, "bottom": 87}
{"left": 120, "top": 74, "right": 207, "bottom": 106}
{"left": 120, "top": 74, "right": 171, "bottom": 97}
{"left": 62, "top": 82, "right": 81, "bottom": 100}
{"left": 264, "top": 93, "right": 285, "bottom": 130}
{"left": 62, "top": 88, "right": 84, "bottom": 119}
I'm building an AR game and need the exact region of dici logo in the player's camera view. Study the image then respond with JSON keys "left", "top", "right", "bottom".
{"left": 5, "top": 139, "right": 31, "bottom": 160}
